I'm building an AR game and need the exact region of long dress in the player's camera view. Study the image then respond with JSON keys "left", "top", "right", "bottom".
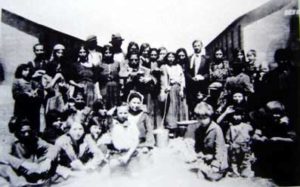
{"left": 141, "top": 61, "right": 163, "bottom": 128}
{"left": 161, "top": 64, "right": 189, "bottom": 129}
{"left": 99, "top": 60, "right": 120, "bottom": 110}
{"left": 71, "top": 62, "right": 99, "bottom": 107}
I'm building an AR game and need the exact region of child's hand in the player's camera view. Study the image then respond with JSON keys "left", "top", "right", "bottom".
{"left": 61, "top": 122, "right": 69, "bottom": 132}
{"left": 53, "top": 121, "right": 62, "bottom": 129}
{"left": 142, "top": 77, "right": 152, "bottom": 83}
{"left": 119, "top": 155, "right": 129, "bottom": 165}
{"left": 270, "top": 137, "right": 285, "bottom": 142}
{"left": 195, "top": 75, "right": 204, "bottom": 81}
{"left": 196, "top": 152, "right": 204, "bottom": 159}
{"left": 25, "top": 91, "right": 34, "bottom": 97}
{"left": 97, "top": 94, "right": 103, "bottom": 100}
{"left": 70, "top": 159, "right": 85, "bottom": 170}
{"left": 37, "top": 159, "right": 52, "bottom": 173}
{"left": 0, "top": 152, "right": 11, "bottom": 165}
{"left": 179, "top": 90, "right": 184, "bottom": 98}
{"left": 202, "top": 154, "right": 213, "bottom": 161}
{"left": 279, "top": 116, "right": 289, "bottom": 125}
{"left": 165, "top": 86, "right": 171, "bottom": 93}
{"left": 77, "top": 83, "right": 84, "bottom": 89}
{"left": 140, "top": 147, "right": 149, "bottom": 154}
{"left": 85, "top": 161, "right": 97, "bottom": 171}
{"left": 216, "top": 107, "right": 223, "bottom": 114}
{"left": 253, "top": 130, "right": 268, "bottom": 142}
{"left": 32, "top": 70, "right": 45, "bottom": 78}
{"left": 225, "top": 105, "right": 235, "bottom": 114}
{"left": 170, "top": 78, "right": 175, "bottom": 84}
{"left": 254, "top": 135, "right": 267, "bottom": 142}
{"left": 261, "top": 136, "right": 268, "bottom": 142}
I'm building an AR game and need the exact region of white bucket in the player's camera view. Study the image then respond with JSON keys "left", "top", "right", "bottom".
{"left": 154, "top": 128, "right": 169, "bottom": 148}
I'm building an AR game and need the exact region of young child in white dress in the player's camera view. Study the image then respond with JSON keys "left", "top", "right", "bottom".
{"left": 110, "top": 104, "right": 140, "bottom": 165}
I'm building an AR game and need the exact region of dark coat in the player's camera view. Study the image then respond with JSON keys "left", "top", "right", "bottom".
{"left": 12, "top": 78, "right": 43, "bottom": 132}
{"left": 185, "top": 54, "right": 210, "bottom": 110}
{"left": 186, "top": 54, "right": 210, "bottom": 82}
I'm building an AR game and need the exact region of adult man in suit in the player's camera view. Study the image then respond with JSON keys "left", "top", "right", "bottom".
{"left": 186, "top": 40, "right": 210, "bottom": 115}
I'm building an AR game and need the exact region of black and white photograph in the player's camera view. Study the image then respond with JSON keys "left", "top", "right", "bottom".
{"left": 0, "top": 0, "right": 299, "bottom": 186}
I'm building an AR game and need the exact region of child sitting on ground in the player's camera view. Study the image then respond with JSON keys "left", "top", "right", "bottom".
{"left": 87, "top": 122, "right": 112, "bottom": 158}
{"left": 85, "top": 100, "right": 112, "bottom": 133}
{"left": 110, "top": 104, "right": 140, "bottom": 165}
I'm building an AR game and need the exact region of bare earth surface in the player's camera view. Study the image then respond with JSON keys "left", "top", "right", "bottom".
{"left": 53, "top": 148, "right": 276, "bottom": 187}
{"left": 0, "top": 78, "right": 276, "bottom": 187}
{"left": 0, "top": 79, "right": 15, "bottom": 148}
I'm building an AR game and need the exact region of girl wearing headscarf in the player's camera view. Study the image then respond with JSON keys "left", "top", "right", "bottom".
{"left": 46, "top": 44, "right": 69, "bottom": 79}
{"left": 127, "top": 91, "right": 155, "bottom": 149}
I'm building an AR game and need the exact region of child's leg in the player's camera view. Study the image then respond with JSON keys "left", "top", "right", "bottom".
{"left": 0, "top": 164, "right": 27, "bottom": 186}
{"left": 240, "top": 146, "right": 255, "bottom": 177}
{"left": 230, "top": 163, "right": 240, "bottom": 177}
{"left": 197, "top": 160, "right": 225, "bottom": 181}
{"left": 240, "top": 143, "right": 254, "bottom": 177}
{"left": 228, "top": 147, "right": 240, "bottom": 177}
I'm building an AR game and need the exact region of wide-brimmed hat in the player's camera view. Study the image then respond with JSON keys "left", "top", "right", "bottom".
{"left": 110, "top": 33, "right": 124, "bottom": 43}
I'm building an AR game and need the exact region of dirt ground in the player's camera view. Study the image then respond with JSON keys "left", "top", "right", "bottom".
{"left": 53, "top": 148, "right": 276, "bottom": 187}
{"left": 0, "top": 78, "right": 15, "bottom": 147}
{"left": 0, "top": 78, "right": 276, "bottom": 187}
